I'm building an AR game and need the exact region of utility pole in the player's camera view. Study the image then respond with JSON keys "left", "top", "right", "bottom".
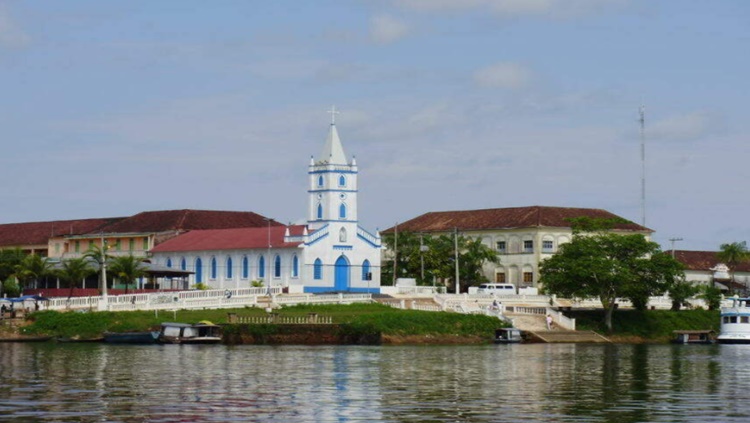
{"left": 669, "top": 237, "right": 683, "bottom": 258}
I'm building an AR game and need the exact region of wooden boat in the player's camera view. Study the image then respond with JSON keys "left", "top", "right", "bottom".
{"left": 671, "top": 330, "right": 715, "bottom": 344}
{"left": 103, "top": 331, "right": 160, "bottom": 344}
{"left": 158, "top": 322, "right": 222, "bottom": 344}
{"left": 493, "top": 328, "right": 523, "bottom": 344}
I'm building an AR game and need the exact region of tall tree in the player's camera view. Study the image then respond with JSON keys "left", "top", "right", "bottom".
{"left": 717, "top": 241, "right": 750, "bottom": 293}
{"left": 540, "top": 230, "right": 684, "bottom": 331}
{"left": 109, "top": 255, "right": 147, "bottom": 294}
{"left": 56, "top": 258, "right": 95, "bottom": 299}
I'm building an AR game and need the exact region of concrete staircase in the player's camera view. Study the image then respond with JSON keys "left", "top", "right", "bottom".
{"left": 507, "top": 313, "right": 610, "bottom": 343}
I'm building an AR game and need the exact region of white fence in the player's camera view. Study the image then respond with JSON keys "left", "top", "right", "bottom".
{"left": 40, "top": 288, "right": 373, "bottom": 313}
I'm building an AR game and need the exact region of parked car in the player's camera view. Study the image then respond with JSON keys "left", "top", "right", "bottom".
{"left": 476, "top": 283, "right": 516, "bottom": 294}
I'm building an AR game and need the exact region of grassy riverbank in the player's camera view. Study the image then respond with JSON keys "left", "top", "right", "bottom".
{"left": 11, "top": 305, "right": 720, "bottom": 344}
{"left": 571, "top": 309, "right": 720, "bottom": 343}
{"left": 18, "top": 303, "right": 504, "bottom": 343}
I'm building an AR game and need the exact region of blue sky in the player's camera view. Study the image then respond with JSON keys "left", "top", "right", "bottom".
{"left": 0, "top": 0, "right": 747, "bottom": 251}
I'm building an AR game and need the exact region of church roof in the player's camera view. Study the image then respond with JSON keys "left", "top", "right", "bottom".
{"left": 383, "top": 206, "right": 650, "bottom": 233}
{"left": 150, "top": 225, "right": 307, "bottom": 252}
{"left": 0, "top": 217, "right": 124, "bottom": 247}
{"left": 673, "top": 250, "right": 750, "bottom": 272}
{"left": 318, "top": 123, "right": 348, "bottom": 164}
{"left": 93, "top": 209, "right": 279, "bottom": 234}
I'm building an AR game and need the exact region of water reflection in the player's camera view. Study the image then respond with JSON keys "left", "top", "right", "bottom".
{"left": 1, "top": 343, "right": 750, "bottom": 422}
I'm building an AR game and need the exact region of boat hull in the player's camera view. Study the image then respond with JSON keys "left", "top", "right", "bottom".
{"left": 103, "top": 331, "right": 160, "bottom": 344}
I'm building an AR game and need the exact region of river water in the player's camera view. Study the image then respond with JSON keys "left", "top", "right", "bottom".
{"left": 0, "top": 342, "right": 748, "bottom": 422}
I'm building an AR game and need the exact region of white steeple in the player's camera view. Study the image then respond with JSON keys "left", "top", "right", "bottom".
{"left": 318, "top": 106, "right": 348, "bottom": 164}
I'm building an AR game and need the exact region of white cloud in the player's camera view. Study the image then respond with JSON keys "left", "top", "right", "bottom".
{"left": 473, "top": 62, "right": 532, "bottom": 89}
{"left": 0, "top": 4, "right": 30, "bottom": 49}
{"left": 370, "top": 14, "right": 410, "bottom": 44}
{"left": 650, "top": 112, "right": 715, "bottom": 142}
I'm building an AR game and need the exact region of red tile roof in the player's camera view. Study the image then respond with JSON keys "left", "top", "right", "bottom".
{"left": 93, "top": 209, "right": 280, "bottom": 234}
{"left": 150, "top": 225, "right": 307, "bottom": 252}
{"left": 383, "top": 206, "right": 650, "bottom": 233}
{"left": 673, "top": 250, "right": 750, "bottom": 272}
{"left": 0, "top": 217, "right": 124, "bottom": 247}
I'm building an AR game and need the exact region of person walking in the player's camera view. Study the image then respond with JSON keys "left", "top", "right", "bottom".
{"left": 546, "top": 314, "right": 553, "bottom": 330}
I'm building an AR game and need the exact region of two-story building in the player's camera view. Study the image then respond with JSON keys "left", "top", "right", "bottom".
{"left": 385, "top": 206, "right": 651, "bottom": 289}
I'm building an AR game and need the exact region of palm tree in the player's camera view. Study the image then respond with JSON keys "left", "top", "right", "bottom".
{"left": 718, "top": 241, "right": 750, "bottom": 294}
{"left": 0, "top": 248, "right": 27, "bottom": 296}
{"left": 84, "top": 244, "right": 109, "bottom": 293}
{"left": 57, "top": 258, "right": 94, "bottom": 299}
{"left": 14, "top": 253, "right": 54, "bottom": 290}
{"left": 109, "top": 255, "right": 147, "bottom": 294}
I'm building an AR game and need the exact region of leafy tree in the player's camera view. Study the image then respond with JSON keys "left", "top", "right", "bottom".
{"left": 697, "top": 284, "right": 723, "bottom": 310}
{"left": 667, "top": 280, "right": 699, "bottom": 311}
{"left": 717, "top": 241, "right": 750, "bottom": 293}
{"left": 56, "top": 258, "right": 95, "bottom": 299}
{"left": 108, "top": 255, "right": 147, "bottom": 294}
{"left": 2, "top": 278, "right": 21, "bottom": 297}
{"left": 0, "top": 248, "right": 27, "bottom": 296}
{"left": 381, "top": 230, "right": 499, "bottom": 292}
{"left": 540, "top": 228, "right": 684, "bottom": 331}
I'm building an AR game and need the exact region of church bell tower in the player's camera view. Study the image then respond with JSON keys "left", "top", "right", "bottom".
{"left": 308, "top": 106, "right": 358, "bottom": 232}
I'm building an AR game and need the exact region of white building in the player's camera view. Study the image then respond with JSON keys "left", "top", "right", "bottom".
{"left": 150, "top": 115, "right": 382, "bottom": 293}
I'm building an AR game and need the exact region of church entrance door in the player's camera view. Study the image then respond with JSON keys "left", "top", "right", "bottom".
{"left": 334, "top": 256, "right": 350, "bottom": 291}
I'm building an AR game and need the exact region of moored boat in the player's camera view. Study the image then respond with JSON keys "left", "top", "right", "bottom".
{"left": 159, "top": 322, "right": 222, "bottom": 344}
{"left": 493, "top": 328, "right": 523, "bottom": 344}
{"left": 717, "top": 297, "right": 750, "bottom": 344}
{"left": 103, "top": 331, "right": 160, "bottom": 344}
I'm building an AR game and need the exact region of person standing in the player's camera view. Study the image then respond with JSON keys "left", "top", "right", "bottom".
{"left": 546, "top": 314, "right": 553, "bottom": 330}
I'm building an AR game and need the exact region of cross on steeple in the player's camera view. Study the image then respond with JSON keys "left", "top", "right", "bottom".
{"left": 327, "top": 105, "right": 340, "bottom": 125}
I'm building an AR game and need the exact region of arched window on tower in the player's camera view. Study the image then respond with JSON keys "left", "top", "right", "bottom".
{"left": 314, "top": 258, "right": 322, "bottom": 280}
{"left": 317, "top": 204, "right": 323, "bottom": 219}
{"left": 339, "top": 227, "right": 347, "bottom": 242}
{"left": 339, "top": 203, "right": 347, "bottom": 219}
{"left": 339, "top": 175, "right": 346, "bottom": 187}
{"left": 318, "top": 175, "right": 324, "bottom": 187}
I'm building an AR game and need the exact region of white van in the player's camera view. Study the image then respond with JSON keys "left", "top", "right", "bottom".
{"left": 476, "top": 283, "right": 516, "bottom": 294}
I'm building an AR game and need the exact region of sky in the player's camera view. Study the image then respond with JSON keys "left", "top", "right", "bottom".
{"left": 0, "top": 0, "right": 747, "bottom": 252}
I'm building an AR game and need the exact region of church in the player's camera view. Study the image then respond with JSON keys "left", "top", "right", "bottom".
{"left": 150, "top": 112, "right": 382, "bottom": 293}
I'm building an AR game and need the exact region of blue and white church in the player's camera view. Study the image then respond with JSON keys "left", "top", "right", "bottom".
{"left": 150, "top": 111, "right": 382, "bottom": 293}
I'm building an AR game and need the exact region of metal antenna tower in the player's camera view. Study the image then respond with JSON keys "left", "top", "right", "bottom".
{"left": 639, "top": 105, "right": 646, "bottom": 227}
